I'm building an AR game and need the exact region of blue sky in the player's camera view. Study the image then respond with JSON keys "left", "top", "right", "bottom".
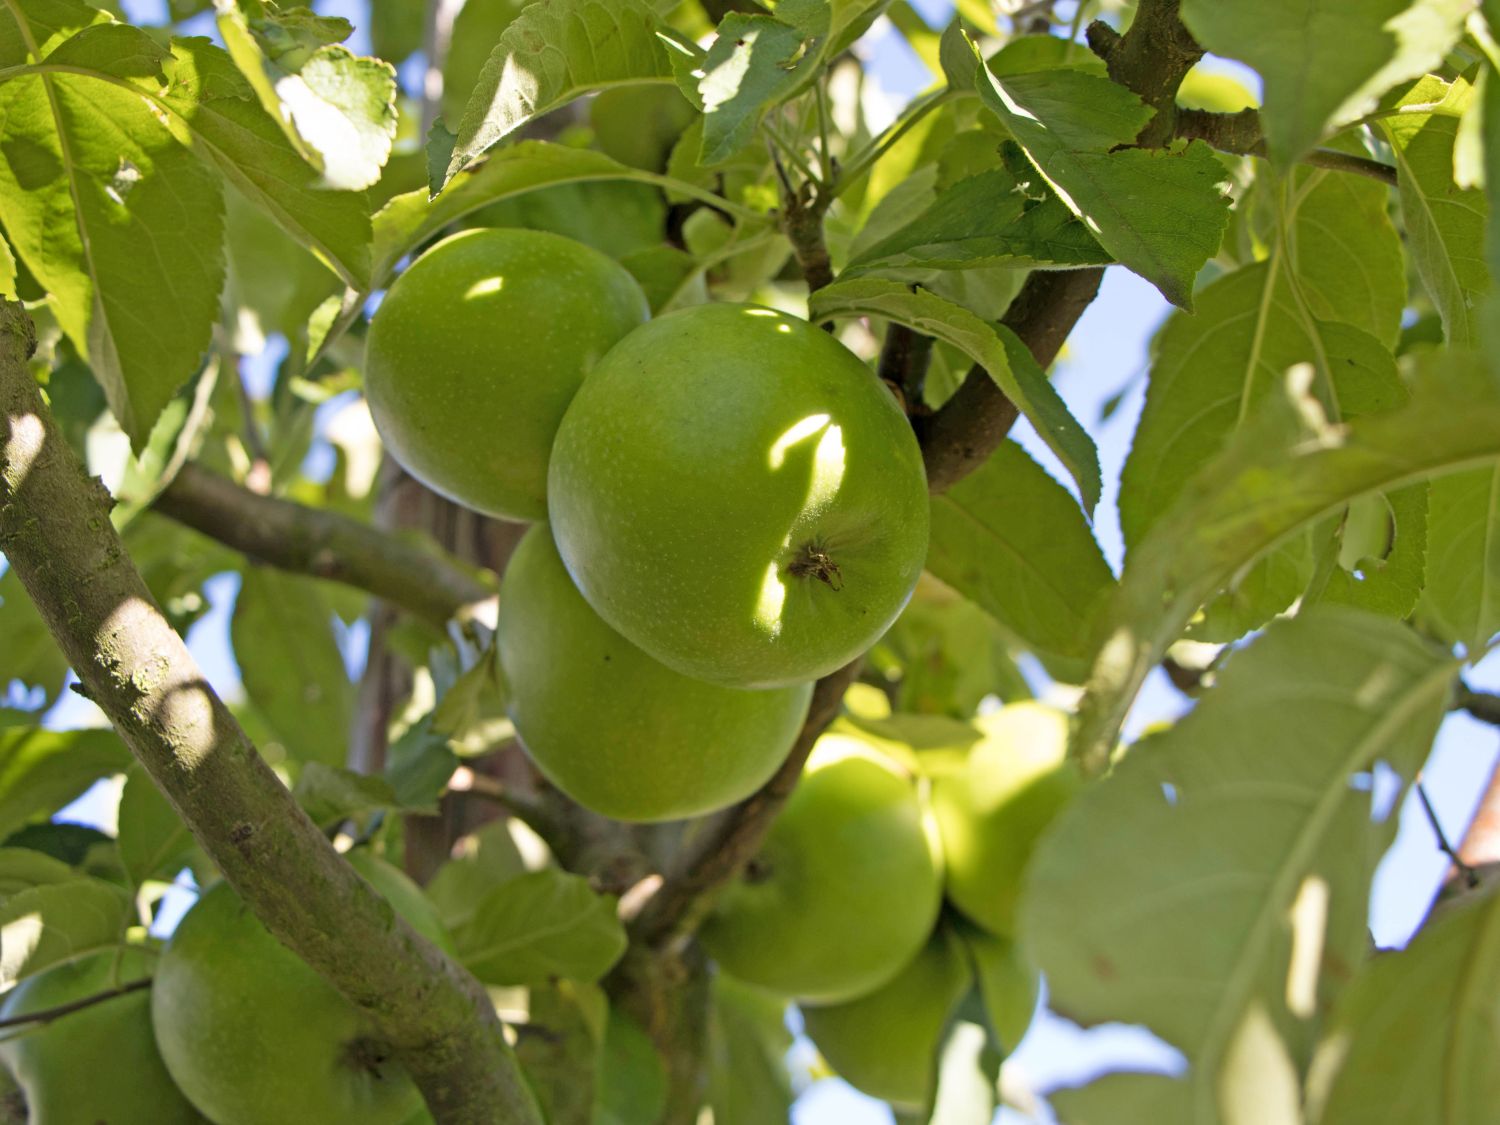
{"left": 30, "top": 1, "right": 1500, "bottom": 1121}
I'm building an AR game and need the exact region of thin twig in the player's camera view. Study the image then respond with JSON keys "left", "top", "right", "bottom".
{"left": 0, "top": 977, "right": 152, "bottom": 1034}
{"left": 1175, "top": 107, "right": 1399, "bottom": 187}
{"left": 624, "top": 660, "right": 862, "bottom": 952}
{"left": 1418, "top": 781, "right": 1479, "bottom": 889}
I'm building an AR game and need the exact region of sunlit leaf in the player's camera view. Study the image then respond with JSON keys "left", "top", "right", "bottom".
{"left": 1381, "top": 75, "right": 1489, "bottom": 348}
{"left": 809, "top": 277, "right": 1101, "bottom": 510}
{"left": 1310, "top": 885, "right": 1500, "bottom": 1123}
{"left": 0, "top": 878, "right": 130, "bottom": 987}
{"left": 1029, "top": 609, "right": 1454, "bottom": 1122}
{"left": 1076, "top": 353, "right": 1500, "bottom": 771}
{"left": 973, "top": 64, "right": 1230, "bottom": 307}
{"left": 1182, "top": 0, "right": 1470, "bottom": 164}
{"left": 441, "top": 0, "right": 677, "bottom": 189}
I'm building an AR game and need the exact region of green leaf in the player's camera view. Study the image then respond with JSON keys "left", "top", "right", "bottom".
{"left": 698, "top": 14, "right": 810, "bottom": 166}
{"left": 1380, "top": 74, "right": 1488, "bottom": 348}
{"left": 452, "top": 869, "right": 627, "bottom": 986}
{"left": 1028, "top": 609, "right": 1454, "bottom": 1123}
{"left": 0, "top": 9, "right": 225, "bottom": 446}
{"left": 216, "top": 0, "right": 396, "bottom": 191}
{"left": 1181, "top": 0, "right": 1471, "bottom": 165}
{"left": 383, "top": 716, "right": 458, "bottom": 812}
{"left": 291, "top": 762, "right": 397, "bottom": 828}
{"left": 11, "top": 29, "right": 372, "bottom": 289}
{"left": 0, "top": 848, "right": 78, "bottom": 900}
{"left": 707, "top": 976, "right": 794, "bottom": 1125}
{"left": 1120, "top": 260, "right": 1403, "bottom": 599}
{"left": 425, "top": 821, "right": 528, "bottom": 930}
{"left": 441, "top": 0, "right": 677, "bottom": 189}
{"left": 0, "top": 568, "right": 69, "bottom": 706}
{"left": 844, "top": 168, "right": 1110, "bottom": 276}
{"left": 1287, "top": 168, "right": 1408, "bottom": 350}
{"left": 1049, "top": 1073, "right": 1193, "bottom": 1125}
{"left": 1381, "top": 75, "right": 1490, "bottom": 348}
{"left": 149, "top": 38, "right": 373, "bottom": 289}
{"left": 1075, "top": 352, "right": 1500, "bottom": 773}
{"left": 808, "top": 277, "right": 1101, "bottom": 511}
{"left": 927, "top": 441, "right": 1114, "bottom": 679}
{"left": 439, "top": 0, "right": 528, "bottom": 125}
{"left": 374, "top": 141, "right": 743, "bottom": 285}
{"left": 974, "top": 65, "right": 1230, "bottom": 307}
{"left": 0, "top": 233, "right": 16, "bottom": 297}
{"left": 1319, "top": 483, "right": 1430, "bottom": 621}
{"left": 1416, "top": 466, "right": 1500, "bottom": 654}
{"left": 230, "top": 569, "right": 352, "bottom": 767}
{"left": 116, "top": 769, "right": 191, "bottom": 888}
{"left": 0, "top": 727, "right": 129, "bottom": 842}
{"left": 593, "top": 1008, "right": 669, "bottom": 1125}
{"left": 1309, "top": 885, "right": 1500, "bottom": 1123}
{"left": 0, "top": 878, "right": 131, "bottom": 986}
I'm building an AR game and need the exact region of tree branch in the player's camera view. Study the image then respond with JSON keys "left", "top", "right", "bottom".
{"left": 624, "top": 659, "right": 863, "bottom": 953}
{"left": 1175, "top": 107, "right": 1399, "bottom": 187}
{"left": 0, "top": 301, "right": 540, "bottom": 1125}
{"left": 1456, "top": 681, "right": 1500, "bottom": 727}
{"left": 918, "top": 267, "right": 1105, "bottom": 493}
{"left": 154, "top": 463, "right": 493, "bottom": 628}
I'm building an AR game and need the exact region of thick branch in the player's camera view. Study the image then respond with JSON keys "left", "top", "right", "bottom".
{"left": 1456, "top": 682, "right": 1500, "bottom": 727}
{"left": 918, "top": 267, "right": 1105, "bottom": 493}
{"left": 155, "top": 463, "right": 493, "bottom": 628}
{"left": 1176, "top": 107, "right": 1399, "bottom": 187}
{"left": 625, "top": 660, "right": 862, "bottom": 952}
{"left": 1089, "top": 1, "right": 1203, "bottom": 147}
{"left": 0, "top": 301, "right": 540, "bottom": 1125}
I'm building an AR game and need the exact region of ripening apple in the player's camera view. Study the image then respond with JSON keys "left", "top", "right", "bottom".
{"left": 0, "top": 948, "right": 205, "bottom": 1124}
{"left": 497, "top": 524, "right": 813, "bottom": 820}
{"left": 364, "top": 228, "right": 648, "bottom": 521}
{"left": 800, "top": 926, "right": 971, "bottom": 1111}
{"left": 932, "top": 703, "right": 1080, "bottom": 937}
{"left": 547, "top": 302, "right": 930, "bottom": 689}
{"left": 699, "top": 734, "right": 943, "bottom": 1002}
{"left": 152, "top": 852, "right": 451, "bottom": 1125}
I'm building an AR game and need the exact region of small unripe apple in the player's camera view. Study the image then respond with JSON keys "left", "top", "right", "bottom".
{"left": 152, "top": 853, "right": 449, "bottom": 1125}
{"left": 0, "top": 948, "right": 204, "bottom": 1124}
{"left": 497, "top": 523, "right": 813, "bottom": 821}
{"left": 700, "top": 734, "right": 943, "bottom": 1002}
{"left": 800, "top": 927, "right": 971, "bottom": 1111}
{"left": 548, "top": 302, "right": 930, "bottom": 688}
{"left": 364, "top": 228, "right": 648, "bottom": 521}
{"left": 932, "top": 703, "right": 1079, "bottom": 937}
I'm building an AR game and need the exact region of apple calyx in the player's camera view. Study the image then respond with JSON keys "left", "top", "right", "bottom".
{"left": 787, "top": 540, "right": 843, "bottom": 591}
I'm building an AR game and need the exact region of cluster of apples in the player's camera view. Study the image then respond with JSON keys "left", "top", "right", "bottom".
{"left": 0, "top": 852, "right": 438, "bottom": 1124}
{"left": 363, "top": 226, "right": 932, "bottom": 823}
{"left": 699, "top": 699, "right": 1078, "bottom": 1110}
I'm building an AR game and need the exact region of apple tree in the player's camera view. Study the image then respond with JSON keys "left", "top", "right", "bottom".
{"left": 0, "top": 0, "right": 1498, "bottom": 1121}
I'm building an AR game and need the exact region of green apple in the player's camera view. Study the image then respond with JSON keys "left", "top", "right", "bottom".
{"left": 932, "top": 703, "right": 1079, "bottom": 937}
{"left": 497, "top": 524, "right": 813, "bottom": 821}
{"left": 700, "top": 734, "right": 943, "bottom": 1002}
{"left": 152, "top": 854, "right": 450, "bottom": 1125}
{"left": 548, "top": 302, "right": 930, "bottom": 689}
{"left": 0, "top": 948, "right": 204, "bottom": 1124}
{"left": 364, "top": 228, "right": 648, "bottom": 521}
{"left": 801, "top": 927, "right": 970, "bottom": 1111}
{"left": 958, "top": 922, "right": 1039, "bottom": 1053}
